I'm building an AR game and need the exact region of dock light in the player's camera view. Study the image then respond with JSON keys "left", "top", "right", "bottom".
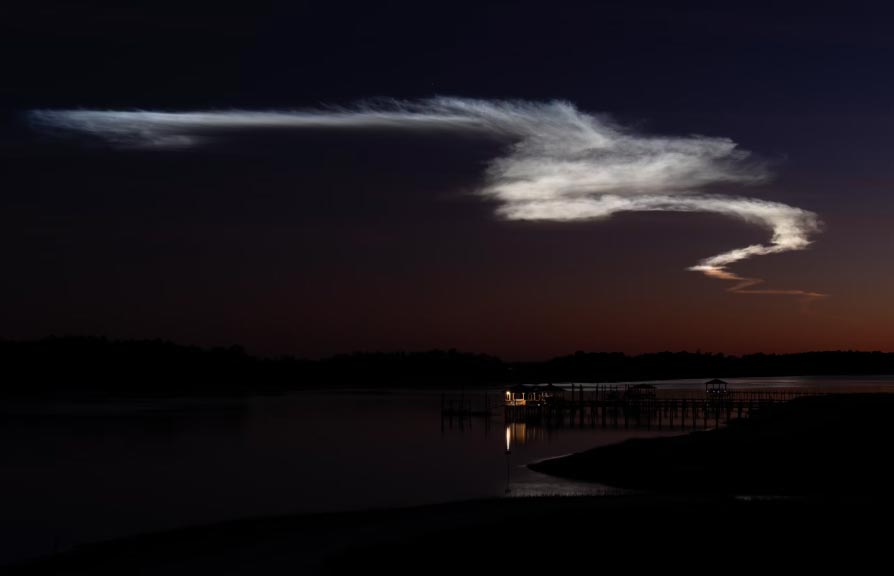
{"left": 505, "top": 425, "right": 511, "bottom": 454}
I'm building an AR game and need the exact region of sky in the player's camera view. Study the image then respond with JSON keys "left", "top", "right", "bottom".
{"left": 2, "top": 1, "right": 893, "bottom": 359}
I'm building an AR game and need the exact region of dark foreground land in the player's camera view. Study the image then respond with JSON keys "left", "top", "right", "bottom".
{"left": 6, "top": 495, "right": 892, "bottom": 575}
{"left": 8, "top": 394, "right": 894, "bottom": 575}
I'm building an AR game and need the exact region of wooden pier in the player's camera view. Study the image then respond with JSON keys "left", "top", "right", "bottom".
{"left": 442, "top": 384, "right": 821, "bottom": 431}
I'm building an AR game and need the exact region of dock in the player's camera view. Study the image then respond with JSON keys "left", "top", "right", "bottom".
{"left": 442, "top": 383, "right": 822, "bottom": 431}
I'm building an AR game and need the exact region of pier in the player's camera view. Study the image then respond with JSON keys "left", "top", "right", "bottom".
{"left": 442, "top": 383, "right": 822, "bottom": 431}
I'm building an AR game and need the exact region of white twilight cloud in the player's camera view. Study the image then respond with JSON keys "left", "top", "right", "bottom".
{"left": 29, "top": 98, "right": 823, "bottom": 296}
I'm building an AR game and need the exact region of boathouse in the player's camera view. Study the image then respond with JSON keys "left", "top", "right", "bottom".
{"left": 705, "top": 378, "right": 729, "bottom": 396}
{"left": 504, "top": 384, "right": 565, "bottom": 406}
{"left": 505, "top": 384, "right": 542, "bottom": 406}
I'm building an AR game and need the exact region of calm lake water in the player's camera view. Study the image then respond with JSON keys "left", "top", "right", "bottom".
{"left": 2, "top": 375, "right": 894, "bottom": 565}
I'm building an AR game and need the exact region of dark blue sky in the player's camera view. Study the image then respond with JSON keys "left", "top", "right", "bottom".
{"left": 2, "top": 1, "right": 893, "bottom": 358}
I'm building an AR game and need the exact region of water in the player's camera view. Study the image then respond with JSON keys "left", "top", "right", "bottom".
{"left": 567, "top": 374, "right": 894, "bottom": 394}
{"left": 2, "top": 375, "right": 893, "bottom": 565}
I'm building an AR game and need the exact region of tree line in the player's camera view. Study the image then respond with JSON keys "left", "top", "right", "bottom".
{"left": 2, "top": 337, "right": 893, "bottom": 399}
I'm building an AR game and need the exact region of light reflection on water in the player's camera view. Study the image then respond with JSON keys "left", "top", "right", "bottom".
{"left": 1, "top": 375, "right": 892, "bottom": 564}
{"left": 499, "top": 421, "right": 661, "bottom": 499}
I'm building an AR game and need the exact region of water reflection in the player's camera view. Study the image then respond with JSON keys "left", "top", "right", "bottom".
{"left": 505, "top": 425, "right": 512, "bottom": 494}
{"left": 483, "top": 415, "right": 674, "bottom": 499}
{"left": 504, "top": 421, "right": 552, "bottom": 445}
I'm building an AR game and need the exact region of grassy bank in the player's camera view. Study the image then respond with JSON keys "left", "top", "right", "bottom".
{"left": 531, "top": 394, "right": 894, "bottom": 495}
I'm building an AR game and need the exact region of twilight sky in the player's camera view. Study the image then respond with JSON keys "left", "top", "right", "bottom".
{"left": 2, "top": 1, "right": 893, "bottom": 359}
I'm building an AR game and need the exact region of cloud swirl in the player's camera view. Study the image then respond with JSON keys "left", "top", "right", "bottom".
{"left": 30, "top": 98, "right": 823, "bottom": 296}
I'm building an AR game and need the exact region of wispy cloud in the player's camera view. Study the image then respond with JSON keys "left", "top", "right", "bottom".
{"left": 29, "top": 98, "right": 823, "bottom": 296}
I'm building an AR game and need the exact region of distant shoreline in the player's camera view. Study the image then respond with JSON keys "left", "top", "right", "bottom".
{"left": 5, "top": 336, "right": 894, "bottom": 400}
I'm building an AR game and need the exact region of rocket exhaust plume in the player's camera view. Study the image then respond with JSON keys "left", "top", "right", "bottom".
{"left": 29, "top": 98, "right": 823, "bottom": 297}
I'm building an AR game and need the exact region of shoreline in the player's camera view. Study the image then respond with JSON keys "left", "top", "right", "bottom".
{"left": 529, "top": 394, "right": 894, "bottom": 496}
{"left": 8, "top": 394, "right": 894, "bottom": 573}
